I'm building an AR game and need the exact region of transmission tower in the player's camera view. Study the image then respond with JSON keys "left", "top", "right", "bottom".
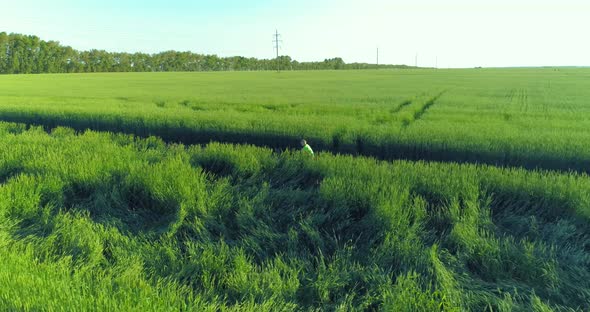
{"left": 273, "top": 29, "right": 282, "bottom": 72}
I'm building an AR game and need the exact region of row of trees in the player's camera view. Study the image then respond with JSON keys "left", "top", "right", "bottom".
{"left": 0, "top": 32, "right": 411, "bottom": 74}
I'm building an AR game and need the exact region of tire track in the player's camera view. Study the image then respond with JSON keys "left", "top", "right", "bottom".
{"left": 401, "top": 91, "right": 446, "bottom": 128}
{"left": 390, "top": 99, "right": 413, "bottom": 114}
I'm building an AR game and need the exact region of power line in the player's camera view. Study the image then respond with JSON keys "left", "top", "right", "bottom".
{"left": 273, "top": 29, "right": 282, "bottom": 72}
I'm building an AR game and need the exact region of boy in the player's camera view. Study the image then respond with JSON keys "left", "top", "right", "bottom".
{"left": 300, "top": 139, "right": 314, "bottom": 156}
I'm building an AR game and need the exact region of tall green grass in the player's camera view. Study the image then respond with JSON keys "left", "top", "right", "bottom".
{"left": 0, "top": 122, "right": 588, "bottom": 310}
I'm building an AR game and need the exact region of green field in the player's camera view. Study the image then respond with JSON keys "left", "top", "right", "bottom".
{"left": 1, "top": 69, "right": 590, "bottom": 311}
{"left": 1, "top": 69, "right": 590, "bottom": 171}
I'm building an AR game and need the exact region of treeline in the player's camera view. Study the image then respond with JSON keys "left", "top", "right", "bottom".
{"left": 0, "top": 32, "right": 410, "bottom": 74}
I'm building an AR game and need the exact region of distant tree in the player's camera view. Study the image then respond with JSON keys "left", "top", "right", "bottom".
{"left": 0, "top": 32, "right": 8, "bottom": 73}
{"left": 0, "top": 32, "right": 411, "bottom": 75}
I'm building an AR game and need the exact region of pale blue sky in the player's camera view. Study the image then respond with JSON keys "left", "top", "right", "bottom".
{"left": 2, "top": 0, "right": 589, "bottom": 68}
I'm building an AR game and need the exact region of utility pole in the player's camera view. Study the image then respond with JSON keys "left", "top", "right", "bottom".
{"left": 415, "top": 53, "right": 418, "bottom": 68}
{"left": 273, "top": 29, "right": 282, "bottom": 72}
{"left": 376, "top": 47, "right": 379, "bottom": 67}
